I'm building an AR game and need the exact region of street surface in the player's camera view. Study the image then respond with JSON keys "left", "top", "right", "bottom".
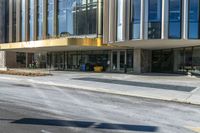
{"left": 0, "top": 78, "right": 200, "bottom": 133}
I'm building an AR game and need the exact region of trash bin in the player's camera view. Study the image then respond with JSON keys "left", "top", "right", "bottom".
{"left": 94, "top": 66, "right": 103, "bottom": 72}
{"left": 80, "top": 64, "right": 86, "bottom": 71}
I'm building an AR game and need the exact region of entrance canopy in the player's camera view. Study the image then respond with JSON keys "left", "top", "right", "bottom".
{"left": 0, "top": 37, "right": 114, "bottom": 53}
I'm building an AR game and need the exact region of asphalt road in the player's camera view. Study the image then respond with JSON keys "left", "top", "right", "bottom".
{"left": 0, "top": 79, "right": 200, "bottom": 133}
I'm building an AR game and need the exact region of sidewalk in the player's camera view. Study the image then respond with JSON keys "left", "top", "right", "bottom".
{"left": 1, "top": 71, "right": 200, "bottom": 105}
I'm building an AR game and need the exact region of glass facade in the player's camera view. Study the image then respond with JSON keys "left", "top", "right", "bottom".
{"left": 168, "top": 0, "right": 182, "bottom": 39}
{"left": 5, "top": 0, "right": 200, "bottom": 43}
{"left": 47, "top": 50, "right": 134, "bottom": 73}
{"left": 21, "top": 0, "right": 26, "bottom": 41}
{"left": 188, "top": 0, "right": 200, "bottom": 39}
{"left": 148, "top": 0, "right": 162, "bottom": 39}
{"left": 29, "top": 0, "right": 34, "bottom": 41}
{"left": 174, "top": 47, "right": 200, "bottom": 74}
{"left": 130, "top": 0, "right": 141, "bottom": 39}
{"left": 116, "top": 0, "right": 123, "bottom": 41}
{"left": 57, "top": 0, "right": 76, "bottom": 36}
{"left": 12, "top": 0, "right": 16, "bottom": 42}
{"left": 75, "top": 0, "right": 97, "bottom": 35}
{"left": 47, "top": 0, "right": 54, "bottom": 38}
{"left": 38, "top": 0, "right": 43, "bottom": 40}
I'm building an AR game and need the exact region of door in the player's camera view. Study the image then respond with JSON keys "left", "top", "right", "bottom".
{"left": 111, "top": 50, "right": 126, "bottom": 72}
{"left": 152, "top": 50, "right": 173, "bottom": 73}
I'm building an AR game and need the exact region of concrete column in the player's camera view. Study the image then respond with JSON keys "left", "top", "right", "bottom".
{"left": 173, "top": 50, "right": 180, "bottom": 72}
{"left": 108, "top": 0, "right": 116, "bottom": 43}
{"left": 16, "top": 0, "right": 21, "bottom": 42}
{"left": 25, "top": 0, "right": 29, "bottom": 41}
{"left": 26, "top": 53, "right": 29, "bottom": 68}
{"left": 102, "top": 0, "right": 109, "bottom": 43}
{"left": 43, "top": 0, "right": 47, "bottom": 39}
{"left": 9, "top": 0, "right": 13, "bottom": 42}
{"left": 134, "top": 49, "right": 142, "bottom": 73}
{"left": 53, "top": 0, "right": 57, "bottom": 37}
{"left": 183, "top": 0, "right": 188, "bottom": 39}
{"left": 162, "top": 0, "right": 169, "bottom": 39}
{"left": 34, "top": 0, "right": 38, "bottom": 40}
{"left": 0, "top": 52, "right": 7, "bottom": 71}
{"left": 117, "top": 51, "right": 120, "bottom": 71}
{"left": 97, "top": 0, "right": 103, "bottom": 37}
{"left": 126, "top": 0, "right": 131, "bottom": 41}
{"left": 51, "top": 52, "right": 55, "bottom": 69}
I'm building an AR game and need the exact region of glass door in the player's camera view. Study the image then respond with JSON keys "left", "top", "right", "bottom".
{"left": 120, "top": 51, "right": 126, "bottom": 71}
{"left": 111, "top": 50, "right": 126, "bottom": 72}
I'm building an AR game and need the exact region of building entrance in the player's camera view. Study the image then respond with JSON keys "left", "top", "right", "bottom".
{"left": 111, "top": 51, "right": 126, "bottom": 72}
{"left": 111, "top": 50, "right": 133, "bottom": 73}
{"left": 47, "top": 50, "right": 134, "bottom": 73}
{"left": 152, "top": 50, "right": 173, "bottom": 73}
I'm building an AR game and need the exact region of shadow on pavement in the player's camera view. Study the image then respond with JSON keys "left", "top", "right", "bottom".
{"left": 11, "top": 118, "right": 158, "bottom": 132}
{"left": 73, "top": 77, "right": 196, "bottom": 92}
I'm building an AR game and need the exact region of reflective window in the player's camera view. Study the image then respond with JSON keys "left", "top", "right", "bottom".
{"left": 130, "top": 0, "right": 141, "bottom": 39}
{"left": 75, "top": 0, "right": 97, "bottom": 35}
{"left": 188, "top": 0, "right": 200, "bottom": 39}
{"left": 116, "top": 0, "right": 123, "bottom": 41}
{"left": 38, "top": 0, "right": 43, "bottom": 40}
{"left": 29, "top": 0, "right": 34, "bottom": 41}
{"left": 58, "top": 0, "right": 67, "bottom": 35}
{"left": 86, "top": 0, "right": 97, "bottom": 34}
{"left": 58, "top": 0, "right": 76, "bottom": 36}
{"left": 169, "top": 0, "right": 182, "bottom": 39}
{"left": 148, "top": 0, "right": 162, "bottom": 39}
{"left": 193, "top": 47, "right": 200, "bottom": 73}
{"left": 57, "top": 0, "right": 97, "bottom": 36}
{"left": 47, "top": 0, "right": 54, "bottom": 37}
{"left": 21, "top": 0, "right": 26, "bottom": 41}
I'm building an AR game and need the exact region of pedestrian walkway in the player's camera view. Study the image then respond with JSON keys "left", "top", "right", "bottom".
{"left": 0, "top": 71, "right": 200, "bottom": 105}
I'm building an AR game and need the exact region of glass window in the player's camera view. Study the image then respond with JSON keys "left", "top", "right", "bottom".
{"left": 116, "top": 0, "right": 124, "bottom": 41}
{"left": 75, "top": 0, "right": 88, "bottom": 35}
{"left": 66, "top": 0, "right": 76, "bottom": 35}
{"left": 38, "top": 0, "right": 43, "bottom": 40}
{"left": 21, "top": 0, "right": 26, "bottom": 41}
{"left": 29, "top": 0, "right": 34, "bottom": 41}
{"left": 87, "top": 0, "right": 97, "bottom": 34}
{"left": 148, "top": 0, "right": 162, "bottom": 39}
{"left": 168, "top": 0, "right": 182, "bottom": 39}
{"left": 12, "top": 0, "right": 16, "bottom": 42}
{"left": 130, "top": 0, "right": 141, "bottom": 39}
{"left": 47, "top": 0, "right": 54, "bottom": 38}
{"left": 193, "top": 47, "right": 200, "bottom": 73}
{"left": 63, "top": 0, "right": 98, "bottom": 36}
{"left": 188, "top": 0, "right": 200, "bottom": 39}
{"left": 58, "top": 0, "right": 67, "bottom": 35}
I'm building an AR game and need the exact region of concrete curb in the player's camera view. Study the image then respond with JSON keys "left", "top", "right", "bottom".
{"left": 27, "top": 79, "right": 200, "bottom": 106}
